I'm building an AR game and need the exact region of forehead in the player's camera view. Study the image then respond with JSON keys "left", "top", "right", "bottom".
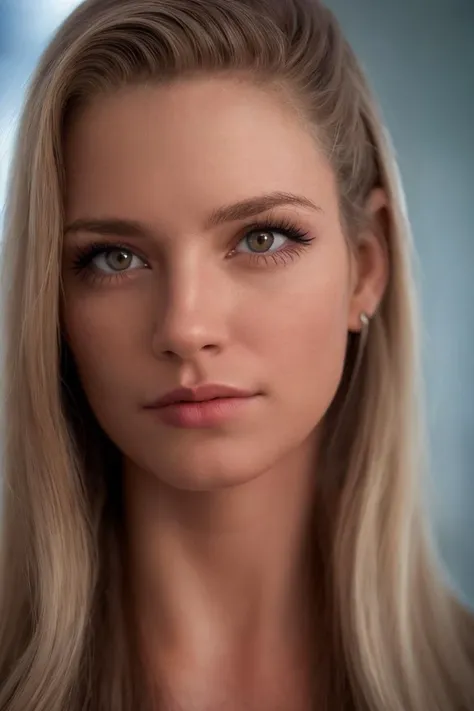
{"left": 64, "top": 77, "right": 338, "bottom": 226}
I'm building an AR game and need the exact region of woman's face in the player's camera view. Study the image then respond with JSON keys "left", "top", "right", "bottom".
{"left": 62, "top": 76, "right": 386, "bottom": 490}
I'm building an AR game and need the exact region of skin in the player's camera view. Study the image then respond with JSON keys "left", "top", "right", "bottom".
{"left": 62, "top": 76, "right": 388, "bottom": 710}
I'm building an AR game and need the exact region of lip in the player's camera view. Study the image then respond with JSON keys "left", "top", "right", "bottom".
{"left": 148, "top": 384, "right": 257, "bottom": 408}
{"left": 144, "top": 384, "right": 260, "bottom": 428}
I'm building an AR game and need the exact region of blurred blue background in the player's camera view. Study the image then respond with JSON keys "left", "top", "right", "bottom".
{"left": 1, "top": 0, "right": 473, "bottom": 605}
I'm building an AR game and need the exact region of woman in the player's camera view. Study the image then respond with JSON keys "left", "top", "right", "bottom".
{"left": 0, "top": 0, "right": 473, "bottom": 709}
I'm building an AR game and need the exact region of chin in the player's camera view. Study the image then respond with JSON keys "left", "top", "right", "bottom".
{"left": 155, "top": 466, "right": 261, "bottom": 492}
{"left": 124, "top": 432, "right": 281, "bottom": 492}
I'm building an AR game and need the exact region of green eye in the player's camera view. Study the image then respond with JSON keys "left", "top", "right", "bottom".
{"left": 102, "top": 249, "right": 134, "bottom": 271}
{"left": 91, "top": 248, "right": 146, "bottom": 274}
{"left": 245, "top": 231, "right": 276, "bottom": 253}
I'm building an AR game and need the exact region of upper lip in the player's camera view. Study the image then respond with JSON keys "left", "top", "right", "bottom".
{"left": 147, "top": 384, "right": 258, "bottom": 408}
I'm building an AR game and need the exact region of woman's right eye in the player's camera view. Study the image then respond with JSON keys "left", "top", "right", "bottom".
{"left": 72, "top": 243, "right": 149, "bottom": 278}
{"left": 90, "top": 247, "right": 147, "bottom": 274}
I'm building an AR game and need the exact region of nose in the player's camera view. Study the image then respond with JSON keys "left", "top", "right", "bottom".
{"left": 152, "top": 256, "right": 229, "bottom": 363}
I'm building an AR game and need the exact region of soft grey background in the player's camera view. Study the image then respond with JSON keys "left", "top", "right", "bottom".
{"left": 1, "top": 1, "right": 473, "bottom": 605}
{"left": 326, "top": 0, "right": 474, "bottom": 607}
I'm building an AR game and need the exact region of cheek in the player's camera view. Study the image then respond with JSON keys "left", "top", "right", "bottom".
{"left": 62, "top": 291, "right": 145, "bottom": 403}
{"left": 244, "top": 256, "right": 351, "bottom": 427}
{"left": 262, "top": 295, "right": 347, "bottom": 389}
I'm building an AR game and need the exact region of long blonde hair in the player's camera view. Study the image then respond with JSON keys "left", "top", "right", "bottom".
{"left": 1, "top": 1, "right": 473, "bottom": 709}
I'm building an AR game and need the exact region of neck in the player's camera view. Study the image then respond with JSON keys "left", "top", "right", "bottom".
{"left": 123, "top": 436, "right": 319, "bottom": 705}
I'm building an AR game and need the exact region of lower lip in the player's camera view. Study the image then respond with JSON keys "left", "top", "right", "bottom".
{"left": 148, "top": 396, "right": 258, "bottom": 428}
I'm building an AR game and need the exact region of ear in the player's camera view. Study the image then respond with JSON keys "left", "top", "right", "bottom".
{"left": 347, "top": 187, "right": 390, "bottom": 332}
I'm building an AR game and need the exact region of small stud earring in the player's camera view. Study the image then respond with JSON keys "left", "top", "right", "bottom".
{"left": 360, "top": 312, "right": 370, "bottom": 329}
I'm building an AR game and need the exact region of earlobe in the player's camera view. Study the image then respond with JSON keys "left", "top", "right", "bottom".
{"left": 347, "top": 187, "right": 390, "bottom": 332}
{"left": 348, "top": 309, "right": 371, "bottom": 334}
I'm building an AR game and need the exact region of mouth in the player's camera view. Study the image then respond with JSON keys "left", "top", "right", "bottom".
{"left": 169, "top": 395, "right": 236, "bottom": 405}
{"left": 144, "top": 385, "right": 261, "bottom": 429}
{"left": 148, "top": 384, "right": 259, "bottom": 408}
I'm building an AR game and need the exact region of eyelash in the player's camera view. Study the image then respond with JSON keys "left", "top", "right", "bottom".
{"left": 70, "top": 217, "right": 315, "bottom": 284}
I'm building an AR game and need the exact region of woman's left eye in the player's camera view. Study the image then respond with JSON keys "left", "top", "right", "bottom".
{"left": 233, "top": 223, "right": 313, "bottom": 257}
{"left": 235, "top": 230, "right": 289, "bottom": 254}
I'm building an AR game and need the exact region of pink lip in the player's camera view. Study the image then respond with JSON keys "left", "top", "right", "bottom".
{"left": 149, "top": 384, "right": 257, "bottom": 407}
{"left": 145, "top": 384, "right": 260, "bottom": 428}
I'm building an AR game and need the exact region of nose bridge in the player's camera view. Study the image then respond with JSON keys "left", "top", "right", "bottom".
{"left": 153, "top": 243, "right": 227, "bottom": 359}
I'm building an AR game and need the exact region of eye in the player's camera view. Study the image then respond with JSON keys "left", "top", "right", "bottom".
{"left": 90, "top": 247, "right": 146, "bottom": 274}
{"left": 229, "top": 220, "right": 314, "bottom": 265}
{"left": 70, "top": 242, "right": 150, "bottom": 284}
{"left": 235, "top": 229, "right": 295, "bottom": 254}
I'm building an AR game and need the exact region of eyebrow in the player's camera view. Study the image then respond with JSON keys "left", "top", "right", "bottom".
{"left": 206, "top": 191, "right": 322, "bottom": 227}
{"left": 63, "top": 191, "right": 322, "bottom": 238}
